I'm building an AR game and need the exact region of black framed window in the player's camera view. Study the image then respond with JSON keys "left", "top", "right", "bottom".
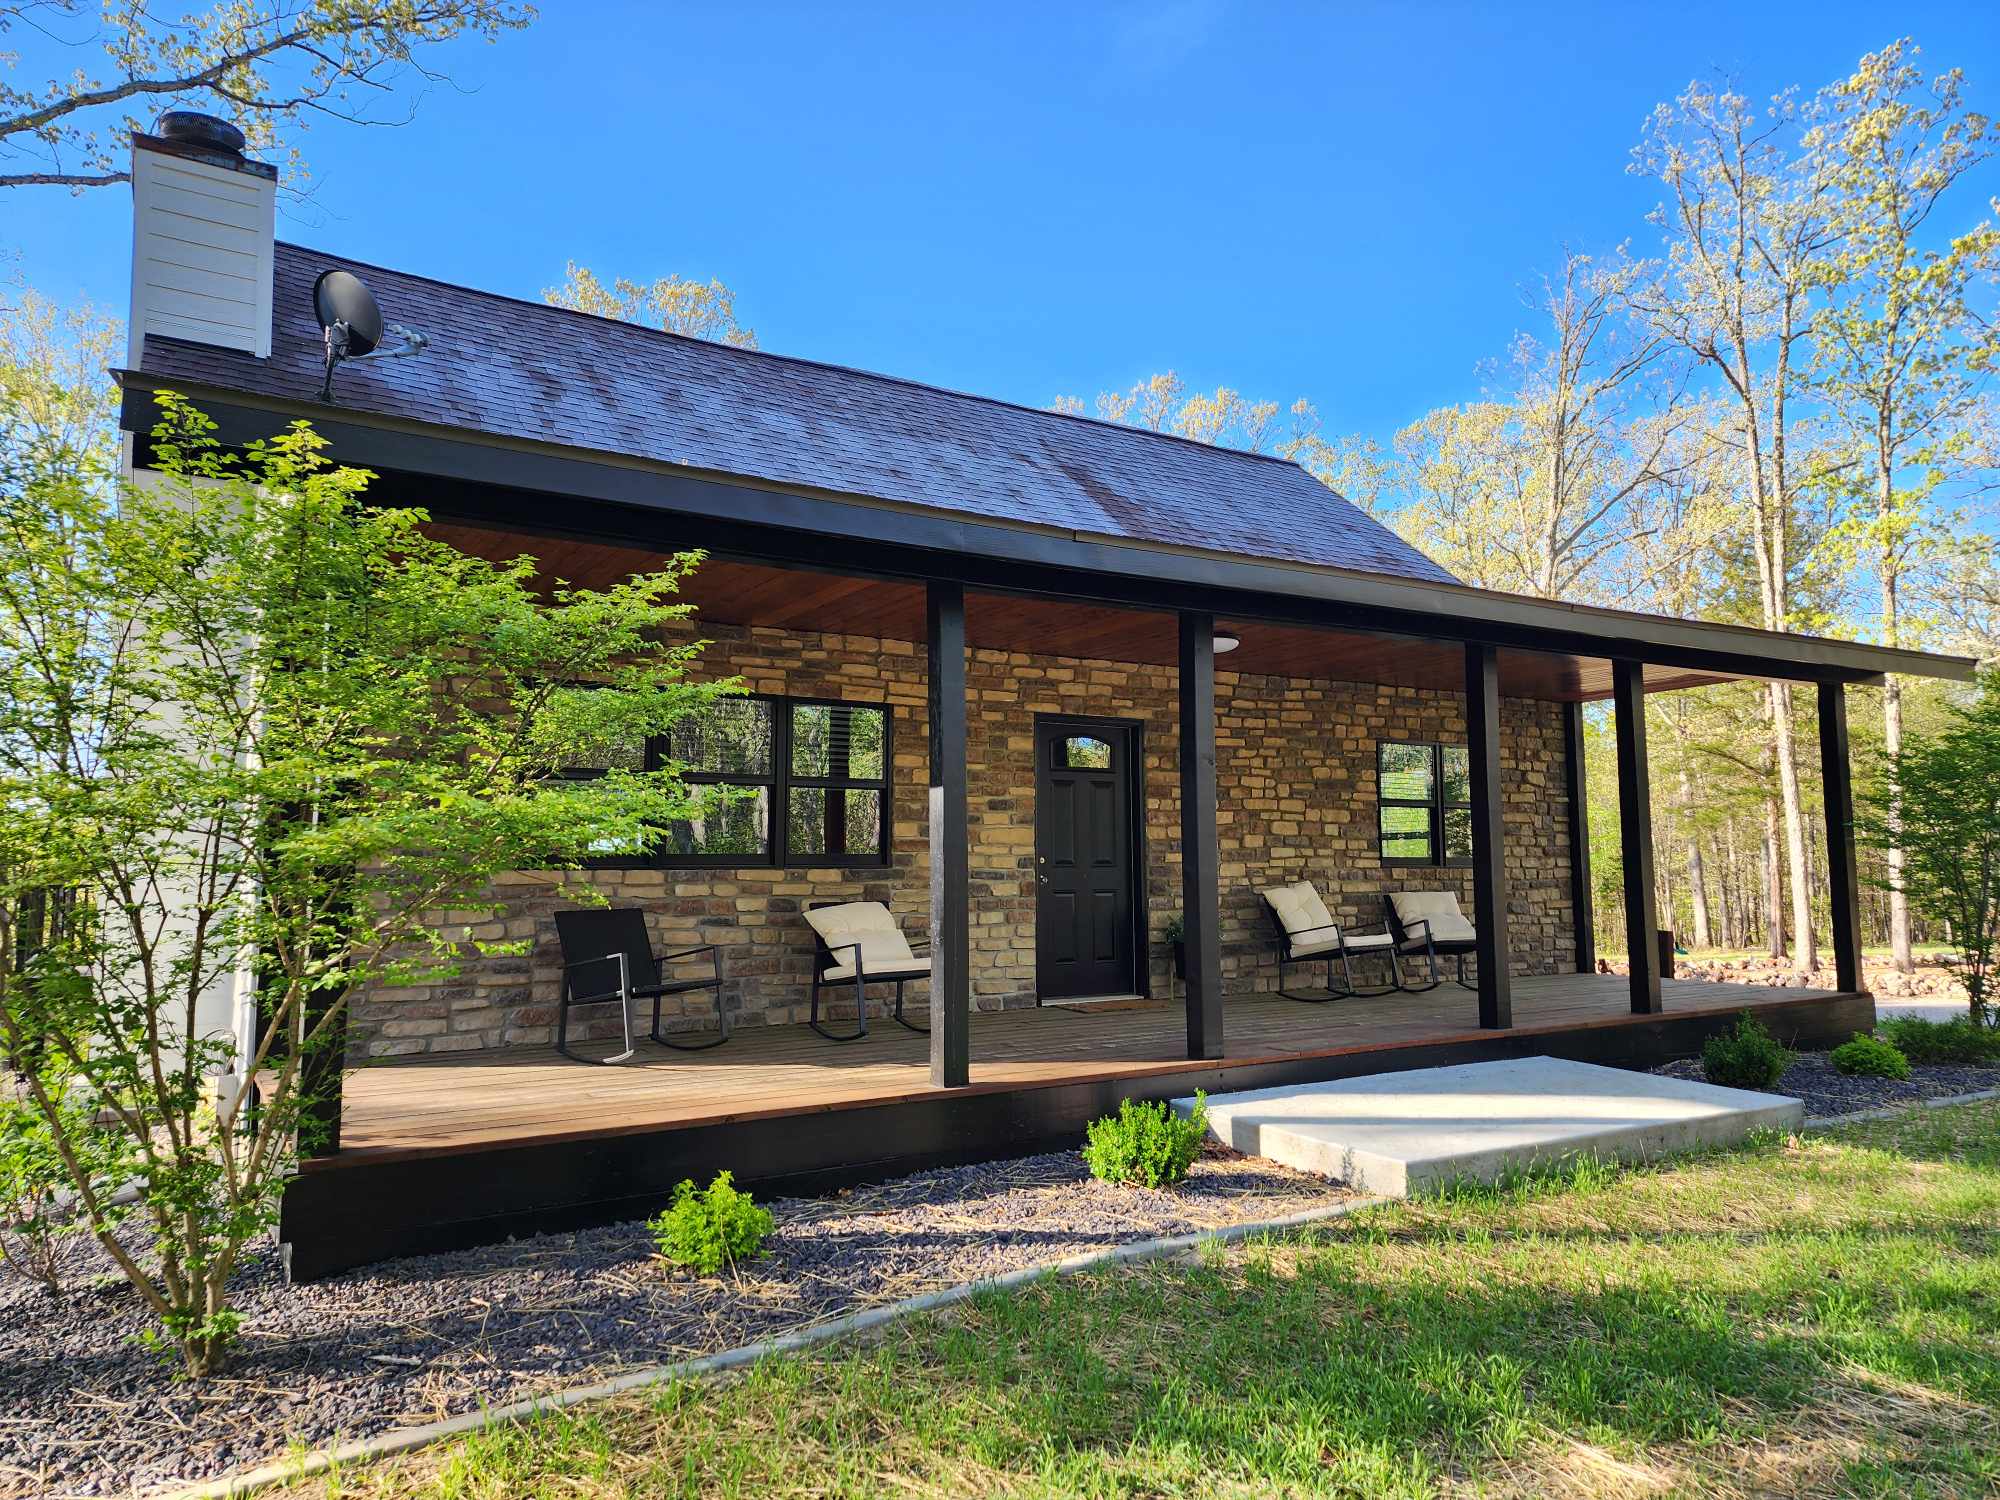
{"left": 654, "top": 694, "right": 891, "bottom": 868}
{"left": 1377, "top": 742, "right": 1472, "bottom": 867}
{"left": 550, "top": 725, "right": 653, "bottom": 863}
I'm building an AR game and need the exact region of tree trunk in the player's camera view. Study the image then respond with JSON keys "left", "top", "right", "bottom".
{"left": 1768, "top": 683, "right": 1817, "bottom": 973}
{"left": 1681, "top": 765, "right": 1713, "bottom": 950}
{"left": 1879, "top": 468, "right": 1913, "bottom": 971}
{"left": 1763, "top": 789, "right": 1785, "bottom": 961}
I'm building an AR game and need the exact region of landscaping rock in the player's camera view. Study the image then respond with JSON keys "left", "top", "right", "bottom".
{"left": 1653, "top": 1050, "right": 2000, "bottom": 1119}
{"left": 0, "top": 1144, "right": 1350, "bottom": 1498}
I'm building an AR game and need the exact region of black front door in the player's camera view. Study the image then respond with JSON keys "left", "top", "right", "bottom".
{"left": 1035, "top": 717, "right": 1140, "bottom": 1000}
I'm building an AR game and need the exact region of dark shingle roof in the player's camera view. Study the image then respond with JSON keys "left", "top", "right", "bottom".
{"left": 135, "top": 242, "right": 1459, "bottom": 586}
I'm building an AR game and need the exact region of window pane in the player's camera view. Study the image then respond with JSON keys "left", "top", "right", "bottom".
{"left": 1441, "top": 746, "right": 1471, "bottom": 805}
{"left": 1378, "top": 742, "right": 1432, "bottom": 801}
{"left": 1443, "top": 805, "right": 1473, "bottom": 862}
{"left": 1379, "top": 804, "right": 1432, "bottom": 861}
{"left": 670, "top": 698, "right": 774, "bottom": 777}
{"left": 663, "top": 786, "right": 771, "bottom": 859}
{"left": 560, "top": 730, "right": 646, "bottom": 776}
{"left": 790, "top": 703, "right": 885, "bottom": 781}
{"left": 788, "top": 787, "right": 883, "bottom": 858}
{"left": 1058, "top": 735, "right": 1112, "bottom": 770}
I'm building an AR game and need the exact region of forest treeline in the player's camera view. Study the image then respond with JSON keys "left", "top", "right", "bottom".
{"left": 1051, "top": 40, "right": 1999, "bottom": 973}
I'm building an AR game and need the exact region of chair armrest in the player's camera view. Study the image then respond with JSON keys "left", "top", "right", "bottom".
{"left": 1288, "top": 920, "right": 1343, "bottom": 941}
{"left": 1395, "top": 919, "right": 1433, "bottom": 948}
{"left": 656, "top": 944, "right": 719, "bottom": 962}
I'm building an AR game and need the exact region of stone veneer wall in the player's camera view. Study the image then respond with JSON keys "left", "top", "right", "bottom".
{"left": 348, "top": 623, "right": 1577, "bottom": 1059}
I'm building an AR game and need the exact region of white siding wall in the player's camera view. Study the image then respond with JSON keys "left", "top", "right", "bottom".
{"left": 127, "top": 145, "right": 275, "bottom": 364}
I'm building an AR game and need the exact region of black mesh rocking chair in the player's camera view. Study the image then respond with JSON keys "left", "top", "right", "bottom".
{"left": 553, "top": 908, "right": 728, "bottom": 1063}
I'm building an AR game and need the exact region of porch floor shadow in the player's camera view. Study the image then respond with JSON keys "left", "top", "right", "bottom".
{"left": 330, "top": 973, "right": 1853, "bottom": 1163}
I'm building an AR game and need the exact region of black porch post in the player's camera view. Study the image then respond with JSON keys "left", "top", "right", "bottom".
{"left": 1818, "top": 681, "right": 1863, "bottom": 994}
{"left": 1562, "top": 700, "right": 1596, "bottom": 974}
{"left": 1179, "top": 611, "right": 1223, "bottom": 1059}
{"left": 1612, "top": 660, "right": 1662, "bottom": 1013}
{"left": 1464, "top": 643, "right": 1513, "bottom": 1029}
{"left": 927, "top": 581, "right": 970, "bottom": 1088}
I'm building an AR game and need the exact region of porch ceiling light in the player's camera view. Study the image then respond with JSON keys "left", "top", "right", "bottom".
{"left": 1213, "top": 628, "right": 1241, "bottom": 654}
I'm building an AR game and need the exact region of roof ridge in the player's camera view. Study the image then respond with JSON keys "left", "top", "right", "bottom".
{"left": 272, "top": 241, "right": 1317, "bottom": 474}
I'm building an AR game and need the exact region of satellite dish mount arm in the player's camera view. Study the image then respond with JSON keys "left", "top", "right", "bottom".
{"left": 319, "top": 319, "right": 353, "bottom": 403}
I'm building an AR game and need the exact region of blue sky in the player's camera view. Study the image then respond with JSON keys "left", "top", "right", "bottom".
{"left": 11, "top": 2, "right": 2000, "bottom": 449}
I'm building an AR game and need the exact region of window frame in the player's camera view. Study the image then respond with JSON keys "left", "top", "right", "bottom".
{"left": 1377, "top": 741, "right": 1474, "bottom": 870}
{"left": 630, "top": 692, "right": 894, "bottom": 870}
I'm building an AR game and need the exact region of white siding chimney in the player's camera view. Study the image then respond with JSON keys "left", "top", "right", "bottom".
{"left": 127, "top": 117, "right": 277, "bottom": 366}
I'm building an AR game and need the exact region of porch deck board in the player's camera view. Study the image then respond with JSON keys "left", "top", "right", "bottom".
{"left": 330, "top": 974, "right": 1844, "bottom": 1163}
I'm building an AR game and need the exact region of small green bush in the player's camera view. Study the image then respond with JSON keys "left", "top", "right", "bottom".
{"left": 648, "top": 1171, "right": 772, "bottom": 1275}
{"left": 1701, "top": 1013, "right": 1792, "bottom": 1090}
{"left": 1876, "top": 1015, "right": 2000, "bottom": 1066}
{"left": 1830, "top": 1033, "right": 1912, "bottom": 1080}
{"left": 1083, "top": 1092, "right": 1208, "bottom": 1188}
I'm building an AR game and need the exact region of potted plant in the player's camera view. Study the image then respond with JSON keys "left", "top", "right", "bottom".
{"left": 1162, "top": 913, "right": 1186, "bottom": 984}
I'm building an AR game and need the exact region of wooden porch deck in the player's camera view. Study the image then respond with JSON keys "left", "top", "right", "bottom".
{"left": 333, "top": 973, "right": 1859, "bottom": 1162}
{"left": 283, "top": 974, "right": 1868, "bottom": 1279}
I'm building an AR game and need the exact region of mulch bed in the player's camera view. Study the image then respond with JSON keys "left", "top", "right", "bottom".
{"left": 0, "top": 1144, "right": 1354, "bottom": 1498}
{"left": 1653, "top": 1050, "right": 2000, "bottom": 1119}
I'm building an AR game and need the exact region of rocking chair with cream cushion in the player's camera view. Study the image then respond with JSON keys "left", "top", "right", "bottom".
{"left": 1384, "top": 889, "right": 1477, "bottom": 991}
{"left": 1259, "top": 880, "right": 1409, "bottom": 1002}
{"left": 803, "top": 901, "right": 931, "bottom": 1042}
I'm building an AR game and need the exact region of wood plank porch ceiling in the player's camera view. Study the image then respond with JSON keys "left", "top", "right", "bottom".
{"left": 424, "top": 521, "right": 1738, "bottom": 704}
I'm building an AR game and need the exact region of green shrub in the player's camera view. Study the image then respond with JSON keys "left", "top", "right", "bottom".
{"left": 1083, "top": 1092, "right": 1208, "bottom": 1188}
{"left": 648, "top": 1171, "right": 773, "bottom": 1275}
{"left": 1830, "top": 1033, "right": 1912, "bottom": 1080}
{"left": 1701, "top": 1013, "right": 1792, "bottom": 1091}
{"left": 1876, "top": 1015, "right": 2000, "bottom": 1066}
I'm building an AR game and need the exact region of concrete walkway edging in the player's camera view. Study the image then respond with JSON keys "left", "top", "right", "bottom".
{"left": 165, "top": 1195, "right": 1385, "bottom": 1500}
{"left": 1804, "top": 1086, "right": 2000, "bottom": 1127}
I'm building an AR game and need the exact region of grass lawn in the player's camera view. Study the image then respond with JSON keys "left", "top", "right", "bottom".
{"left": 295, "top": 1102, "right": 2000, "bottom": 1499}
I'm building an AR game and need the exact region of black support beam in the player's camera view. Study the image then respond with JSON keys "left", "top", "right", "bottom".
{"left": 1464, "top": 643, "right": 1513, "bottom": 1029}
{"left": 1818, "top": 683, "right": 1863, "bottom": 994}
{"left": 1612, "top": 660, "right": 1662, "bottom": 1014}
{"left": 927, "top": 582, "right": 970, "bottom": 1088}
{"left": 1179, "top": 612, "right": 1223, "bottom": 1059}
{"left": 1562, "top": 701, "right": 1596, "bottom": 974}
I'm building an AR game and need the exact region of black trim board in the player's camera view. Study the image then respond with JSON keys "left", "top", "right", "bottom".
{"left": 277, "top": 990, "right": 1872, "bottom": 1281}
{"left": 118, "top": 386, "right": 1974, "bottom": 691}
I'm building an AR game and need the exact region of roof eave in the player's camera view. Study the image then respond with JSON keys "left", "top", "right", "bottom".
{"left": 114, "top": 375, "right": 1980, "bottom": 690}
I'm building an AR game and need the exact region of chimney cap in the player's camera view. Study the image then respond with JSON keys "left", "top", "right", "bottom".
{"left": 154, "top": 111, "right": 246, "bottom": 156}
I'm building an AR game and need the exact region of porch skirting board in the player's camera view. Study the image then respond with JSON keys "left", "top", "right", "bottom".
{"left": 178, "top": 1196, "right": 1384, "bottom": 1500}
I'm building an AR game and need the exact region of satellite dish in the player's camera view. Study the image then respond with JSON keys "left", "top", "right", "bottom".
{"left": 311, "top": 268, "right": 426, "bottom": 401}
{"left": 314, "top": 270, "right": 382, "bottom": 358}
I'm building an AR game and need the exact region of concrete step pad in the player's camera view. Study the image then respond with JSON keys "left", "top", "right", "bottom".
{"left": 1176, "top": 1056, "right": 1802, "bottom": 1196}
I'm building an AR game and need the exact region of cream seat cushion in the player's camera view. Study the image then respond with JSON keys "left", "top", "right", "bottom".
{"left": 1260, "top": 880, "right": 1341, "bottom": 958}
{"left": 806, "top": 902, "right": 929, "bottom": 982}
{"left": 1390, "top": 890, "right": 1477, "bottom": 944}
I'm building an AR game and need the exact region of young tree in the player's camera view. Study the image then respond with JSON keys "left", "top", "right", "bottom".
{"left": 0, "top": 395, "right": 729, "bottom": 1374}
{"left": 544, "top": 264, "right": 759, "bottom": 348}
{"left": 1862, "top": 672, "right": 2000, "bottom": 1025}
{"left": 1393, "top": 252, "right": 1694, "bottom": 602}
{"left": 1804, "top": 39, "right": 1999, "bottom": 973}
{"left": 1628, "top": 76, "right": 1842, "bottom": 972}
{"left": 0, "top": 0, "right": 532, "bottom": 192}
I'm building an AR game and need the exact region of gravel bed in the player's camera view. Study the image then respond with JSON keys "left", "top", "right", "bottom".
{"left": 0, "top": 1144, "right": 1352, "bottom": 1498}
{"left": 1653, "top": 1050, "right": 2000, "bottom": 1118}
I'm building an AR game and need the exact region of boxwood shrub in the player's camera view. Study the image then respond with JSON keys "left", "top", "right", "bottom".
{"left": 1830, "top": 1033, "right": 1912, "bottom": 1080}
{"left": 1083, "top": 1092, "right": 1209, "bottom": 1188}
{"left": 1702, "top": 1012, "right": 1792, "bottom": 1091}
